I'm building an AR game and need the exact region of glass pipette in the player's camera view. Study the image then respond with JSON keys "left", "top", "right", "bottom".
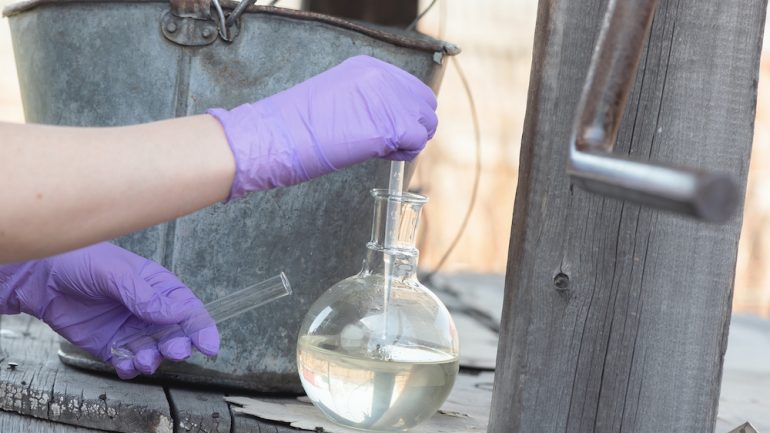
{"left": 380, "top": 161, "right": 404, "bottom": 352}
{"left": 111, "top": 272, "right": 291, "bottom": 363}
{"left": 384, "top": 161, "right": 405, "bottom": 249}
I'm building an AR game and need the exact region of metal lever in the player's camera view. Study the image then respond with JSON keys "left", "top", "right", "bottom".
{"left": 567, "top": 0, "right": 739, "bottom": 222}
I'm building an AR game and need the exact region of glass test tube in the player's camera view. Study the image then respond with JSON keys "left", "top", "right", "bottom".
{"left": 111, "top": 272, "right": 292, "bottom": 362}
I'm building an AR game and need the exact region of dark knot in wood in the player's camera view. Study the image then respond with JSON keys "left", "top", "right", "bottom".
{"left": 553, "top": 273, "right": 570, "bottom": 291}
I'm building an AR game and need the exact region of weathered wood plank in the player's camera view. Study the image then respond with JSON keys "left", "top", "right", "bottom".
{"left": 725, "top": 422, "right": 760, "bottom": 433}
{"left": 489, "top": 0, "right": 767, "bottom": 433}
{"left": 227, "top": 371, "right": 493, "bottom": 433}
{"left": 229, "top": 407, "right": 300, "bottom": 433}
{"left": 716, "top": 315, "right": 770, "bottom": 433}
{"left": 451, "top": 312, "right": 498, "bottom": 370}
{"left": 0, "top": 408, "right": 109, "bottom": 433}
{"left": 430, "top": 272, "right": 504, "bottom": 331}
{"left": 0, "top": 315, "right": 173, "bottom": 433}
{"left": 167, "top": 387, "right": 231, "bottom": 433}
{"left": 51, "top": 367, "right": 172, "bottom": 433}
{"left": 0, "top": 315, "right": 59, "bottom": 420}
{"left": 430, "top": 273, "right": 502, "bottom": 370}
{"left": 437, "top": 273, "right": 505, "bottom": 325}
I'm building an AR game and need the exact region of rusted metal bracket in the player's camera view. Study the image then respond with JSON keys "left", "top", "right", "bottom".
{"left": 161, "top": 0, "right": 241, "bottom": 46}
{"left": 567, "top": 0, "right": 739, "bottom": 222}
{"left": 161, "top": 0, "right": 217, "bottom": 46}
{"left": 160, "top": 10, "right": 218, "bottom": 46}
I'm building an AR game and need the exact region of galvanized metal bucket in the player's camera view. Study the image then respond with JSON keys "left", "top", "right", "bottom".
{"left": 3, "top": 0, "right": 458, "bottom": 392}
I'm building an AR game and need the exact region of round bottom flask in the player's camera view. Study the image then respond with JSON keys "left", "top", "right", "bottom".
{"left": 297, "top": 190, "right": 459, "bottom": 432}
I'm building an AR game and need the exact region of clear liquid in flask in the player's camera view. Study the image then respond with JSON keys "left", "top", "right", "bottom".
{"left": 297, "top": 189, "right": 459, "bottom": 431}
{"left": 298, "top": 335, "right": 459, "bottom": 432}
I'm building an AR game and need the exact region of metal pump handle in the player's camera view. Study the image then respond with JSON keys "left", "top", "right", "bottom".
{"left": 567, "top": 0, "right": 739, "bottom": 222}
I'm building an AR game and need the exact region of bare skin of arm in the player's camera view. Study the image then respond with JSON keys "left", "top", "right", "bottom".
{"left": 0, "top": 115, "right": 235, "bottom": 263}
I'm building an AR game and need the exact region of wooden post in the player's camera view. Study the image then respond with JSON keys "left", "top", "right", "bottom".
{"left": 301, "top": 0, "right": 418, "bottom": 27}
{"left": 489, "top": 0, "right": 767, "bottom": 432}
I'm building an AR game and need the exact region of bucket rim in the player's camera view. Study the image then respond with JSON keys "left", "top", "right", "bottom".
{"left": 2, "top": 1, "right": 461, "bottom": 56}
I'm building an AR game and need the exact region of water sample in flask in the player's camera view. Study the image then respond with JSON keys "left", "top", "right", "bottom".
{"left": 297, "top": 184, "right": 459, "bottom": 432}
{"left": 111, "top": 272, "right": 291, "bottom": 366}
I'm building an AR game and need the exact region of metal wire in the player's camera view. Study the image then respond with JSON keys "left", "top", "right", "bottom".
{"left": 224, "top": 0, "right": 280, "bottom": 30}
{"left": 405, "top": 0, "right": 482, "bottom": 280}
{"left": 424, "top": 55, "right": 482, "bottom": 281}
{"left": 211, "top": 0, "right": 230, "bottom": 40}
{"left": 406, "top": 0, "right": 438, "bottom": 31}
{"left": 225, "top": 0, "right": 256, "bottom": 27}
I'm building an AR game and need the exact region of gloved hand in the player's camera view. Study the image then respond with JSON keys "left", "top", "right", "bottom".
{"left": 0, "top": 242, "right": 218, "bottom": 379}
{"left": 208, "top": 54, "right": 438, "bottom": 201}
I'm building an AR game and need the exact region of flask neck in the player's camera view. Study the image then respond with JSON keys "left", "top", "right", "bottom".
{"left": 361, "top": 189, "right": 427, "bottom": 279}
{"left": 367, "top": 189, "right": 426, "bottom": 251}
{"left": 362, "top": 247, "right": 419, "bottom": 279}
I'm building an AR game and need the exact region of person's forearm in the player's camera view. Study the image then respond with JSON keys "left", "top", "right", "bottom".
{"left": 0, "top": 115, "right": 235, "bottom": 263}
{"left": 0, "top": 56, "right": 438, "bottom": 263}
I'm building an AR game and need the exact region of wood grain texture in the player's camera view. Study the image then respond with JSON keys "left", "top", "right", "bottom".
{"left": 229, "top": 407, "right": 300, "bottom": 433}
{"left": 0, "top": 409, "right": 109, "bottom": 433}
{"left": 451, "top": 313, "right": 498, "bottom": 370}
{"left": 715, "top": 315, "right": 770, "bottom": 432}
{"left": 430, "top": 273, "right": 504, "bottom": 331}
{"left": 0, "top": 315, "right": 173, "bottom": 433}
{"left": 167, "top": 387, "right": 231, "bottom": 433}
{"left": 226, "top": 371, "right": 493, "bottom": 433}
{"left": 0, "top": 274, "right": 503, "bottom": 433}
{"left": 431, "top": 275, "right": 502, "bottom": 370}
{"left": 489, "top": 0, "right": 767, "bottom": 432}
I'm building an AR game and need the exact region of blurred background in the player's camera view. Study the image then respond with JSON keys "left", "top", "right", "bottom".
{"left": 1, "top": 0, "right": 768, "bottom": 316}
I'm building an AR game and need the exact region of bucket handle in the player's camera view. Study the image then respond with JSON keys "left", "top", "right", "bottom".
{"left": 224, "top": 0, "right": 257, "bottom": 29}
{"left": 163, "top": 0, "right": 252, "bottom": 45}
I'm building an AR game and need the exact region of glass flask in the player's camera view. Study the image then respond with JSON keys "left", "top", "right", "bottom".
{"left": 297, "top": 189, "right": 459, "bottom": 432}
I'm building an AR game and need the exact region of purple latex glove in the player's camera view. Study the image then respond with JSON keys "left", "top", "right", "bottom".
{"left": 0, "top": 242, "right": 218, "bottom": 379}
{"left": 208, "top": 55, "right": 438, "bottom": 201}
